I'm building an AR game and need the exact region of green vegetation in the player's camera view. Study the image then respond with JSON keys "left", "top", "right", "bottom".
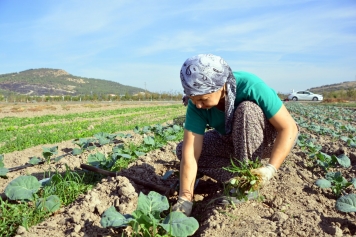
{"left": 0, "top": 166, "right": 97, "bottom": 237}
{"left": 223, "top": 159, "right": 263, "bottom": 201}
{"left": 0, "top": 121, "right": 185, "bottom": 237}
{"left": 0, "top": 105, "right": 185, "bottom": 154}
{"left": 336, "top": 194, "right": 356, "bottom": 213}
{"left": 315, "top": 171, "right": 356, "bottom": 197}
{"left": 100, "top": 191, "right": 199, "bottom": 237}
{"left": 286, "top": 102, "right": 355, "bottom": 215}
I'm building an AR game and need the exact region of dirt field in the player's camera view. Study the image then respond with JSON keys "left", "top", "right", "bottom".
{"left": 1, "top": 102, "right": 356, "bottom": 237}
{"left": 0, "top": 101, "right": 181, "bottom": 118}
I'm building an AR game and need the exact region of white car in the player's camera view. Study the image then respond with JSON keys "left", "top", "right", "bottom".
{"left": 287, "top": 91, "right": 323, "bottom": 101}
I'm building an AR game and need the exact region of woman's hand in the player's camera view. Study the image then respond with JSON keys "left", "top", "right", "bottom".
{"left": 268, "top": 104, "right": 299, "bottom": 169}
{"left": 251, "top": 164, "right": 277, "bottom": 187}
{"left": 172, "top": 197, "right": 193, "bottom": 216}
{"left": 179, "top": 130, "right": 203, "bottom": 201}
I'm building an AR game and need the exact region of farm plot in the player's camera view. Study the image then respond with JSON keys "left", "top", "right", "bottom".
{"left": 0, "top": 102, "right": 355, "bottom": 237}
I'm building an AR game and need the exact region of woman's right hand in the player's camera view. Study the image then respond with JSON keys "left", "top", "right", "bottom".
{"left": 179, "top": 130, "right": 203, "bottom": 202}
{"left": 172, "top": 197, "right": 193, "bottom": 216}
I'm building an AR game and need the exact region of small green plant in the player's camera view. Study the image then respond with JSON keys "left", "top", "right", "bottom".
{"left": 315, "top": 171, "right": 356, "bottom": 197}
{"left": 72, "top": 138, "right": 96, "bottom": 155}
{"left": 87, "top": 152, "right": 114, "bottom": 170}
{"left": 223, "top": 158, "right": 263, "bottom": 201}
{"left": 313, "top": 152, "right": 351, "bottom": 170}
{"left": 100, "top": 191, "right": 199, "bottom": 237}
{"left": 28, "top": 156, "right": 43, "bottom": 165}
{"left": 336, "top": 193, "right": 356, "bottom": 212}
{"left": 0, "top": 154, "right": 9, "bottom": 177}
{"left": 42, "top": 146, "right": 58, "bottom": 164}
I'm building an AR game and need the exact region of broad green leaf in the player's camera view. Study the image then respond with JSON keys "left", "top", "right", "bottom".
{"left": 54, "top": 155, "right": 65, "bottom": 162}
{"left": 165, "top": 135, "right": 176, "bottom": 141}
{"left": 315, "top": 179, "right": 331, "bottom": 189}
{"left": 100, "top": 206, "right": 131, "bottom": 228}
{"left": 5, "top": 175, "right": 41, "bottom": 200}
{"left": 143, "top": 136, "right": 155, "bottom": 146}
{"left": 131, "top": 210, "right": 154, "bottom": 230}
{"left": 0, "top": 167, "right": 8, "bottom": 177}
{"left": 119, "top": 154, "right": 132, "bottom": 159}
{"left": 42, "top": 146, "right": 58, "bottom": 157}
{"left": 36, "top": 195, "right": 61, "bottom": 213}
{"left": 173, "top": 125, "right": 181, "bottom": 132}
{"left": 88, "top": 153, "right": 106, "bottom": 167}
{"left": 39, "top": 178, "right": 51, "bottom": 187}
{"left": 351, "top": 178, "right": 356, "bottom": 189}
{"left": 97, "top": 137, "right": 110, "bottom": 145}
{"left": 72, "top": 148, "right": 82, "bottom": 156}
{"left": 87, "top": 145, "right": 96, "bottom": 151}
{"left": 29, "top": 157, "right": 43, "bottom": 165}
{"left": 336, "top": 194, "right": 356, "bottom": 213}
{"left": 137, "top": 191, "right": 169, "bottom": 215}
{"left": 160, "top": 211, "right": 199, "bottom": 237}
{"left": 335, "top": 154, "right": 351, "bottom": 168}
{"left": 340, "top": 136, "right": 349, "bottom": 142}
{"left": 134, "top": 151, "right": 145, "bottom": 157}
{"left": 325, "top": 171, "right": 342, "bottom": 182}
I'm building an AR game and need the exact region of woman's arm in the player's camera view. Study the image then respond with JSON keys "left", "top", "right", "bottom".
{"left": 268, "top": 104, "right": 299, "bottom": 169}
{"left": 179, "top": 129, "right": 204, "bottom": 201}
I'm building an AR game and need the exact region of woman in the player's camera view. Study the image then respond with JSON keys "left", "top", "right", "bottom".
{"left": 173, "top": 54, "right": 299, "bottom": 216}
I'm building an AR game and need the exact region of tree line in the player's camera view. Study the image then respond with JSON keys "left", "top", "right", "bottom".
{"left": 0, "top": 91, "right": 184, "bottom": 103}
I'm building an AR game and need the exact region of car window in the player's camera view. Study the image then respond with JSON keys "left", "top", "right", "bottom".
{"left": 297, "top": 91, "right": 303, "bottom": 94}
{"left": 304, "top": 92, "right": 310, "bottom": 95}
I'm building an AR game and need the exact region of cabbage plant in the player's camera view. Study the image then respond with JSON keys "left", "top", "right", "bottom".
{"left": 336, "top": 194, "right": 356, "bottom": 213}
{"left": 100, "top": 191, "right": 199, "bottom": 237}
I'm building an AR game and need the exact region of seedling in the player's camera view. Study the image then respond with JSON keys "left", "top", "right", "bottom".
{"left": 94, "top": 132, "right": 117, "bottom": 146}
{"left": 28, "top": 156, "right": 43, "bottom": 165}
{"left": 336, "top": 193, "right": 356, "bottom": 213}
{"left": 72, "top": 138, "right": 96, "bottom": 155}
{"left": 100, "top": 191, "right": 199, "bottom": 237}
{"left": 42, "top": 146, "right": 58, "bottom": 164}
{"left": 87, "top": 152, "right": 114, "bottom": 170}
{"left": 0, "top": 154, "right": 9, "bottom": 177}
{"left": 223, "top": 158, "right": 263, "bottom": 201}
{"left": 315, "top": 171, "right": 356, "bottom": 197}
{"left": 313, "top": 152, "right": 351, "bottom": 171}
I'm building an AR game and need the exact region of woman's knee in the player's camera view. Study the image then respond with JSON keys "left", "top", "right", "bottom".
{"left": 235, "top": 101, "right": 263, "bottom": 115}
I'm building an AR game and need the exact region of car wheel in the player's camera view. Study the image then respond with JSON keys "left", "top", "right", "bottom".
{"left": 292, "top": 97, "right": 298, "bottom": 101}
{"left": 312, "top": 97, "right": 318, "bottom": 101}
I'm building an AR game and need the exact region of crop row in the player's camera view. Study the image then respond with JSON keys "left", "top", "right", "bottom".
{"left": 0, "top": 121, "right": 192, "bottom": 237}
{"left": 0, "top": 105, "right": 184, "bottom": 128}
{"left": 0, "top": 105, "right": 185, "bottom": 154}
{"left": 286, "top": 102, "right": 356, "bottom": 214}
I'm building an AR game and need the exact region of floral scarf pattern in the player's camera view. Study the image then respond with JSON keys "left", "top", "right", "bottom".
{"left": 180, "top": 54, "right": 236, "bottom": 134}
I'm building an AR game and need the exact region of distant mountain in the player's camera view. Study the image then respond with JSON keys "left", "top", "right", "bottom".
{"left": 307, "top": 80, "right": 356, "bottom": 94}
{"left": 0, "top": 68, "right": 145, "bottom": 96}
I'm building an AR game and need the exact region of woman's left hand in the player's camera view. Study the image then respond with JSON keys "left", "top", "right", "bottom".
{"left": 251, "top": 164, "right": 277, "bottom": 187}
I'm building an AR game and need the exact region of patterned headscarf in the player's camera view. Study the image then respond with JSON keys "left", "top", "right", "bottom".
{"left": 180, "top": 54, "right": 236, "bottom": 134}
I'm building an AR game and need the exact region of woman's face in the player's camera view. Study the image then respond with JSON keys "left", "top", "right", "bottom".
{"left": 189, "top": 86, "right": 225, "bottom": 109}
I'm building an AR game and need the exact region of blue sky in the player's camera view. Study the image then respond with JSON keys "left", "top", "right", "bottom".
{"left": 0, "top": 0, "right": 355, "bottom": 94}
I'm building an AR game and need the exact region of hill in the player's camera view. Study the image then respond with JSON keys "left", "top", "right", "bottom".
{"left": 307, "top": 80, "right": 356, "bottom": 94}
{"left": 0, "top": 68, "right": 145, "bottom": 96}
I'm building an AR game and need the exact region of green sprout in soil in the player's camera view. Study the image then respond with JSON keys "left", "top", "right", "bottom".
{"left": 223, "top": 158, "right": 263, "bottom": 201}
